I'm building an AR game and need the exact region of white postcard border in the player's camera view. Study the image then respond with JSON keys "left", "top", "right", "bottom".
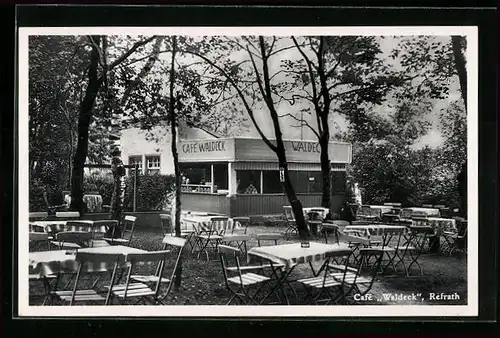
{"left": 18, "top": 25, "right": 479, "bottom": 317}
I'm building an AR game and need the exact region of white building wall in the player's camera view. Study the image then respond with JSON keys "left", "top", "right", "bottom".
{"left": 120, "top": 124, "right": 215, "bottom": 175}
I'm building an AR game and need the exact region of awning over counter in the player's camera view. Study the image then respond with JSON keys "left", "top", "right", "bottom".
{"left": 233, "top": 162, "right": 347, "bottom": 171}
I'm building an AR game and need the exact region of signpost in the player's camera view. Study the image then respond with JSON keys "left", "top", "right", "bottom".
{"left": 279, "top": 167, "right": 285, "bottom": 183}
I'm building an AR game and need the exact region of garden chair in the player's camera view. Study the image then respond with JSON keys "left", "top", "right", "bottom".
{"left": 55, "top": 211, "right": 80, "bottom": 220}
{"left": 329, "top": 248, "right": 384, "bottom": 304}
{"left": 29, "top": 232, "right": 57, "bottom": 305}
{"left": 442, "top": 221, "right": 467, "bottom": 256}
{"left": 297, "top": 248, "right": 354, "bottom": 305}
{"left": 49, "top": 252, "right": 121, "bottom": 305}
{"left": 392, "top": 225, "right": 434, "bottom": 277}
{"left": 218, "top": 245, "right": 279, "bottom": 305}
{"left": 256, "top": 233, "right": 282, "bottom": 247}
{"left": 103, "top": 216, "right": 137, "bottom": 246}
{"left": 128, "top": 236, "right": 186, "bottom": 304}
{"left": 196, "top": 217, "right": 229, "bottom": 261}
{"left": 29, "top": 232, "right": 51, "bottom": 251}
{"left": 283, "top": 206, "right": 299, "bottom": 239}
{"left": 221, "top": 217, "right": 252, "bottom": 254}
{"left": 109, "top": 250, "right": 171, "bottom": 305}
{"left": 89, "top": 220, "right": 117, "bottom": 247}
{"left": 52, "top": 231, "right": 93, "bottom": 249}
{"left": 29, "top": 211, "right": 48, "bottom": 221}
{"left": 159, "top": 214, "right": 195, "bottom": 251}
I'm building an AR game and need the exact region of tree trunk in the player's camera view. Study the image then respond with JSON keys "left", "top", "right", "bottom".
{"left": 69, "top": 36, "right": 103, "bottom": 214}
{"left": 451, "top": 36, "right": 467, "bottom": 218}
{"left": 317, "top": 37, "right": 333, "bottom": 211}
{"left": 451, "top": 36, "right": 467, "bottom": 108}
{"left": 277, "top": 152, "right": 309, "bottom": 239}
{"left": 319, "top": 132, "right": 331, "bottom": 210}
{"left": 110, "top": 149, "right": 126, "bottom": 230}
{"left": 168, "top": 36, "right": 183, "bottom": 288}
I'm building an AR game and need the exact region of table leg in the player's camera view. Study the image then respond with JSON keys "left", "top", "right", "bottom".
{"left": 260, "top": 264, "right": 296, "bottom": 305}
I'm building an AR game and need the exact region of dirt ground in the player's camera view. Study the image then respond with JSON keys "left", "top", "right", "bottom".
{"left": 29, "top": 224, "right": 467, "bottom": 306}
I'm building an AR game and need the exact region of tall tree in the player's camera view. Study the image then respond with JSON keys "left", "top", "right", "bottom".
{"left": 69, "top": 35, "right": 157, "bottom": 215}
{"left": 278, "top": 36, "right": 403, "bottom": 210}
{"left": 183, "top": 36, "right": 309, "bottom": 238}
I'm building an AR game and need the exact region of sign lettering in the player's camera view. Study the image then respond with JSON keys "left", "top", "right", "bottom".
{"left": 290, "top": 141, "right": 321, "bottom": 153}
{"left": 181, "top": 140, "right": 226, "bottom": 154}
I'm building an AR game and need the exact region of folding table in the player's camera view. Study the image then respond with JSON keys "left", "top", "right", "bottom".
{"left": 30, "top": 245, "right": 148, "bottom": 304}
{"left": 247, "top": 242, "right": 352, "bottom": 304}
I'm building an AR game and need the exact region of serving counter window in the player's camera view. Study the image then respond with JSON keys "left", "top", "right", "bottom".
{"left": 237, "top": 170, "right": 261, "bottom": 194}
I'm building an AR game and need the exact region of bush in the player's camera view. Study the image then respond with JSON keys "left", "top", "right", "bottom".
{"left": 83, "top": 172, "right": 175, "bottom": 211}
{"left": 350, "top": 141, "right": 462, "bottom": 208}
{"left": 125, "top": 174, "right": 175, "bottom": 211}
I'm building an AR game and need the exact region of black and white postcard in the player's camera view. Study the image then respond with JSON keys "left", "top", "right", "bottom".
{"left": 18, "top": 25, "right": 478, "bottom": 317}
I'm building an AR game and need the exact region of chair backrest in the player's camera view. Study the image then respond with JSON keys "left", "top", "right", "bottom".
{"left": 91, "top": 220, "right": 118, "bottom": 239}
{"left": 55, "top": 231, "right": 93, "bottom": 248}
{"left": 412, "top": 217, "right": 429, "bottom": 227}
{"left": 218, "top": 245, "right": 243, "bottom": 287}
{"left": 29, "top": 212, "right": 48, "bottom": 221}
{"left": 159, "top": 214, "right": 174, "bottom": 236}
{"left": 65, "top": 220, "right": 94, "bottom": 233}
{"left": 231, "top": 217, "right": 250, "bottom": 234}
{"left": 283, "top": 206, "right": 295, "bottom": 221}
{"left": 210, "top": 217, "right": 230, "bottom": 235}
{"left": 29, "top": 232, "right": 50, "bottom": 251}
{"left": 56, "top": 211, "right": 80, "bottom": 220}
{"left": 124, "top": 250, "right": 171, "bottom": 299}
{"left": 121, "top": 216, "right": 137, "bottom": 241}
{"left": 353, "top": 248, "right": 385, "bottom": 294}
{"left": 72, "top": 252, "right": 122, "bottom": 305}
{"left": 256, "top": 233, "right": 282, "bottom": 246}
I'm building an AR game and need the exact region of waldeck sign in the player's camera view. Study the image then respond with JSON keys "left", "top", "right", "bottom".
{"left": 181, "top": 140, "right": 227, "bottom": 154}
{"left": 178, "top": 138, "right": 351, "bottom": 163}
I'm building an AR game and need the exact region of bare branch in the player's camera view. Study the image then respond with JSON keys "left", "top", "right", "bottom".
{"left": 181, "top": 47, "right": 277, "bottom": 152}
{"left": 278, "top": 112, "right": 320, "bottom": 139}
{"left": 108, "top": 36, "right": 157, "bottom": 71}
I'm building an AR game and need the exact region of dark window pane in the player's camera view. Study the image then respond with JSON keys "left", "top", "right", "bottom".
{"left": 237, "top": 170, "right": 261, "bottom": 194}
{"left": 262, "top": 170, "right": 282, "bottom": 194}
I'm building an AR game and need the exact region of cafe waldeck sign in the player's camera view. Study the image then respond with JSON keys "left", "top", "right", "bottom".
{"left": 181, "top": 140, "right": 226, "bottom": 153}
{"left": 178, "top": 138, "right": 351, "bottom": 163}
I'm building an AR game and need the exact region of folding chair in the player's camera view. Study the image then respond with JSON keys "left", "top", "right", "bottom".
{"left": 159, "top": 214, "right": 195, "bottom": 251}
{"left": 256, "top": 233, "right": 282, "bottom": 247}
{"left": 51, "top": 231, "right": 93, "bottom": 249}
{"left": 297, "top": 248, "right": 354, "bottom": 305}
{"left": 90, "top": 220, "right": 117, "bottom": 248}
{"left": 222, "top": 217, "right": 252, "bottom": 254}
{"left": 442, "top": 221, "right": 467, "bottom": 256}
{"left": 29, "top": 212, "right": 48, "bottom": 221}
{"left": 49, "top": 252, "right": 121, "bottom": 305}
{"left": 103, "top": 216, "right": 137, "bottom": 246}
{"left": 129, "top": 236, "right": 187, "bottom": 304}
{"left": 392, "top": 226, "right": 434, "bottom": 277}
{"left": 55, "top": 211, "right": 80, "bottom": 220}
{"left": 329, "top": 248, "right": 384, "bottom": 304}
{"left": 110, "top": 250, "right": 170, "bottom": 305}
{"left": 283, "top": 206, "right": 299, "bottom": 239}
{"left": 196, "top": 217, "right": 228, "bottom": 261}
{"left": 29, "top": 232, "right": 51, "bottom": 251}
{"left": 218, "top": 245, "right": 278, "bottom": 305}
{"left": 321, "top": 223, "right": 341, "bottom": 244}
{"left": 29, "top": 232, "right": 57, "bottom": 305}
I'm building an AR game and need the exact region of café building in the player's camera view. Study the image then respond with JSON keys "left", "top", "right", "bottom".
{"left": 177, "top": 137, "right": 352, "bottom": 217}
